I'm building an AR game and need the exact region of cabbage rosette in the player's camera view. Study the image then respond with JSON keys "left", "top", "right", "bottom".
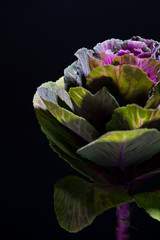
{"left": 33, "top": 36, "right": 160, "bottom": 233}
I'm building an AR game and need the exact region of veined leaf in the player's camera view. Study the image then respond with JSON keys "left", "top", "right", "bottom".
{"left": 75, "top": 48, "right": 103, "bottom": 88}
{"left": 145, "top": 82, "right": 160, "bottom": 109}
{"left": 87, "top": 54, "right": 104, "bottom": 71}
{"left": 75, "top": 48, "right": 94, "bottom": 79}
{"left": 38, "top": 87, "right": 99, "bottom": 143}
{"left": 37, "top": 80, "right": 74, "bottom": 111}
{"left": 93, "top": 38, "right": 122, "bottom": 54}
{"left": 54, "top": 175, "right": 132, "bottom": 232}
{"left": 64, "top": 61, "right": 79, "bottom": 90}
{"left": 33, "top": 92, "right": 110, "bottom": 183}
{"left": 112, "top": 55, "right": 160, "bottom": 84}
{"left": 134, "top": 190, "right": 160, "bottom": 221}
{"left": 87, "top": 65, "right": 153, "bottom": 106}
{"left": 69, "top": 87, "right": 119, "bottom": 134}
{"left": 77, "top": 129, "right": 160, "bottom": 171}
{"left": 99, "top": 53, "right": 116, "bottom": 65}
{"left": 106, "top": 104, "right": 160, "bottom": 131}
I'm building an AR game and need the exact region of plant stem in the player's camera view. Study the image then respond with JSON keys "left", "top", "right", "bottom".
{"left": 116, "top": 202, "right": 130, "bottom": 240}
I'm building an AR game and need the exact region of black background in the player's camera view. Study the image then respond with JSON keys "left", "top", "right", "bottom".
{"left": 1, "top": 0, "right": 160, "bottom": 239}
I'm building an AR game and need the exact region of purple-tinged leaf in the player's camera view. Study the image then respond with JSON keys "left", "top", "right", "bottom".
{"left": 113, "top": 55, "right": 160, "bottom": 84}
{"left": 33, "top": 90, "right": 110, "bottom": 183}
{"left": 69, "top": 86, "right": 119, "bottom": 134}
{"left": 54, "top": 175, "right": 132, "bottom": 232}
{"left": 132, "top": 36, "right": 160, "bottom": 61}
{"left": 64, "top": 49, "right": 103, "bottom": 91}
{"left": 87, "top": 64, "right": 153, "bottom": 106}
{"left": 116, "top": 50, "right": 132, "bottom": 56}
{"left": 38, "top": 87, "right": 99, "bottom": 142}
{"left": 99, "top": 52, "right": 116, "bottom": 65}
{"left": 87, "top": 54, "right": 104, "bottom": 71}
{"left": 121, "top": 40, "right": 150, "bottom": 56}
{"left": 37, "top": 81, "right": 74, "bottom": 111}
{"left": 75, "top": 48, "right": 93, "bottom": 79}
{"left": 106, "top": 104, "right": 160, "bottom": 131}
{"left": 131, "top": 36, "right": 156, "bottom": 49}
{"left": 64, "top": 61, "right": 79, "bottom": 90}
{"left": 75, "top": 48, "right": 101, "bottom": 87}
{"left": 131, "top": 57, "right": 160, "bottom": 84}
{"left": 77, "top": 129, "right": 160, "bottom": 170}
{"left": 94, "top": 38, "right": 123, "bottom": 55}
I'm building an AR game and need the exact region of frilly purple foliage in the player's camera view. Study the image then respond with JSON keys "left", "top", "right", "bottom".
{"left": 64, "top": 36, "right": 160, "bottom": 90}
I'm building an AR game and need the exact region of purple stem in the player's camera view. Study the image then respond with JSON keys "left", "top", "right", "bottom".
{"left": 116, "top": 202, "right": 130, "bottom": 240}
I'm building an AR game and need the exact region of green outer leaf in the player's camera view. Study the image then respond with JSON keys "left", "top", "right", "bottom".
{"left": 87, "top": 64, "right": 153, "bottom": 106}
{"left": 54, "top": 175, "right": 132, "bottom": 232}
{"left": 38, "top": 87, "right": 100, "bottom": 142}
{"left": 55, "top": 76, "right": 65, "bottom": 88}
{"left": 38, "top": 81, "right": 74, "bottom": 111}
{"left": 145, "top": 82, "right": 160, "bottom": 109}
{"left": 33, "top": 92, "right": 109, "bottom": 183}
{"left": 77, "top": 129, "right": 160, "bottom": 170}
{"left": 69, "top": 86, "right": 119, "bottom": 134}
{"left": 134, "top": 190, "right": 160, "bottom": 221}
{"left": 106, "top": 104, "right": 160, "bottom": 131}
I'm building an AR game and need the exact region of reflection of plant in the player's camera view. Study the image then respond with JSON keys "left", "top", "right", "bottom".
{"left": 33, "top": 36, "right": 160, "bottom": 240}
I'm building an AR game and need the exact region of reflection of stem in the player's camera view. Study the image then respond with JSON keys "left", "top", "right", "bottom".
{"left": 116, "top": 202, "right": 130, "bottom": 240}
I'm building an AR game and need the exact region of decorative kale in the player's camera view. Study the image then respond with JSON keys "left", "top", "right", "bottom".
{"left": 33, "top": 36, "right": 160, "bottom": 240}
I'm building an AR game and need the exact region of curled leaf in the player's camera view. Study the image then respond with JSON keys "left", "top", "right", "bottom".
{"left": 87, "top": 64, "right": 153, "bottom": 106}
{"left": 54, "top": 175, "right": 132, "bottom": 232}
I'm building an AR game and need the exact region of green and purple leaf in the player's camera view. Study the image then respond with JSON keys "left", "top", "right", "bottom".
{"left": 39, "top": 81, "right": 74, "bottom": 111}
{"left": 87, "top": 64, "right": 154, "bottom": 106}
{"left": 93, "top": 38, "right": 123, "bottom": 54}
{"left": 145, "top": 82, "right": 160, "bottom": 109}
{"left": 64, "top": 61, "right": 79, "bottom": 90}
{"left": 38, "top": 87, "right": 99, "bottom": 143}
{"left": 69, "top": 86, "right": 119, "bottom": 134}
{"left": 64, "top": 48, "right": 104, "bottom": 91}
{"left": 75, "top": 48, "right": 92, "bottom": 79}
{"left": 54, "top": 175, "right": 132, "bottom": 232}
{"left": 93, "top": 38, "right": 151, "bottom": 58}
{"left": 33, "top": 91, "right": 111, "bottom": 183}
{"left": 75, "top": 48, "right": 102, "bottom": 87}
{"left": 112, "top": 55, "right": 160, "bottom": 84}
{"left": 99, "top": 52, "right": 116, "bottom": 65}
{"left": 77, "top": 129, "right": 160, "bottom": 171}
{"left": 131, "top": 36, "right": 156, "bottom": 50}
{"left": 106, "top": 104, "right": 160, "bottom": 131}
{"left": 87, "top": 54, "right": 104, "bottom": 71}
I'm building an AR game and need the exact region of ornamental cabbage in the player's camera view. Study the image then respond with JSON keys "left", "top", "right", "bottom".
{"left": 33, "top": 36, "right": 160, "bottom": 240}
